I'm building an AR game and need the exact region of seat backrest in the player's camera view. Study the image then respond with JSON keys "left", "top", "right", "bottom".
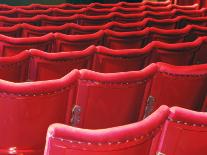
{"left": 0, "top": 51, "right": 29, "bottom": 82}
{"left": 40, "top": 15, "right": 78, "bottom": 26}
{"left": 116, "top": 6, "right": 145, "bottom": 14}
{"left": 145, "top": 11, "right": 172, "bottom": 20}
{"left": 174, "top": 0, "right": 199, "bottom": 5}
{"left": 74, "top": 64, "right": 158, "bottom": 129}
{"left": 21, "top": 23, "right": 71, "bottom": 37}
{"left": 17, "top": 8, "right": 53, "bottom": 18}
{"left": 29, "top": 46, "right": 95, "bottom": 81}
{"left": 145, "top": 5, "right": 172, "bottom": 12}
{"left": 109, "top": 21, "right": 146, "bottom": 32}
{"left": 79, "top": 14, "right": 114, "bottom": 26}
{"left": 193, "top": 36, "right": 207, "bottom": 64}
{"left": 0, "top": 33, "right": 54, "bottom": 56}
{"left": 148, "top": 38, "right": 202, "bottom": 65}
{"left": 146, "top": 18, "right": 178, "bottom": 30}
{"left": 88, "top": 2, "right": 119, "bottom": 9}
{"left": 0, "top": 24, "right": 22, "bottom": 37}
{"left": 54, "top": 31, "right": 104, "bottom": 52}
{"left": 0, "top": 16, "right": 41, "bottom": 27}
{"left": 69, "top": 23, "right": 106, "bottom": 35}
{"left": 142, "top": 62, "right": 207, "bottom": 119}
{"left": 149, "top": 26, "right": 190, "bottom": 44}
{"left": 157, "top": 106, "right": 207, "bottom": 155}
{"left": 85, "top": 7, "right": 117, "bottom": 16}
{"left": 93, "top": 46, "right": 150, "bottom": 73}
{"left": 0, "top": 8, "right": 18, "bottom": 18}
{"left": 44, "top": 105, "right": 170, "bottom": 155}
{"left": 173, "top": 8, "right": 204, "bottom": 18}
{"left": 104, "top": 29, "right": 149, "bottom": 49}
{"left": 114, "top": 12, "right": 145, "bottom": 23}
{"left": 0, "top": 69, "right": 80, "bottom": 155}
{"left": 178, "top": 16, "right": 207, "bottom": 28}
{"left": 144, "top": 0, "right": 171, "bottom": 7}
{"left": 52, "top": 8, "right": 86, "bottom": 17}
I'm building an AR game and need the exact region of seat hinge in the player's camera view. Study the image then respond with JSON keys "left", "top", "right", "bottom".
{"left": 70, "top": 105, "right": 81, "bottom": 127}
{"left": 144, "top": 95, "right": 155, "bottom": 118}
{"left": 156, "top": 152, "right": 166, "bottom": 155}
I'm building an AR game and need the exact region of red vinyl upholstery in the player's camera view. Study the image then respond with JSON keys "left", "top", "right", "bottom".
{"left": 0, "top": 51, "right": 29, "bottom": 82}
{"left": 29, "top": 46, "right": 95, "bottom": 81}
{"left": 0, "top": 69, "right": 80, "bottom": 155}
{"left": 54, "top": 31, "right": 104, "bottom": 52}
{"left": 93, "top": 46, "right": 149, "bottom": 73}
{"left": 0, "top": 33, "right": 54, "bottom": 56}
{"left": 142, "top": 62, "right": 207, "bottom": 119}
{"left": 44, "top": 105, "right": 170, "bottom": 155}
{"left": 74, "top": 64, "right": 158, "bottom": 129}
{"left": 157, "top": 106, "right": 207, "bottom": 155}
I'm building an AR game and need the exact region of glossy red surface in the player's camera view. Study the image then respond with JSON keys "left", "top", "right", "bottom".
{"left": 44, "top": 106, "right": 170, "bottom": 155}
{"left": 158, "top": 106, "right": 207, "bottom": 155}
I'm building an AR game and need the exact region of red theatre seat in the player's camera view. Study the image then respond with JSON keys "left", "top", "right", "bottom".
{"left": 149, "top": 26, "right": 190, "bottom": 43}
{"left": 73, "top": 64, "right": 158, "bottom": 129}
{"left": 104, "top": 29, "right": 149, "bottom": 49}
{"left": 29, "top": 46, "right": 95, "bottom": 81}
{"left": 178, "top": 16, "right": 207, "bottom": 28}
{"left": 21, "top": 23, "right": 71, "bottom": 37}
{"left": 79, "top": 14, "right": 114, "bottom": 26}
{"left": 0, "top": 33, "right": 54, "bottom": 56}
{"left": 0, "top": 51, "right": 29, "bottom": 82}
{"left": 148, "top": 38, "right": 202, "bottom": 65}
{"left": 40, "top": 15, "right": 78, "bottom": 26}
{"left": 114, "top": 12, "right": 146, "bottom": 23}
{"left": 116, "top": 6, "right": 146, "bottom": 14}
{"left": 0, "top": 8, "right": 18, "bottom": 18}
{"left": 174, "top": 0, "right": 200, "bottom": 6}
{"left": 44, "top": 105, "right": 170, "bottom": 155}
{"left": 193, "top": 36, "right": 207, "bottom": 64}
{"left": 172, "top": 3, "right": 199, "bottom": 10}
{"left": 88, "top": 2, "right": 119, "bottom": 9}
{"left": 157, "top": 107, "right": 207, "bottom": 155}
{"left": 69, "top": 23, "right": 108, "bottom": 35}
{"left": 145, "top": 18, "right": 178, "bottom": 30}
{"left": 173, "top": 8, "right": 205, "bottom": 18}
{"left": 93, "top": 46, "right": 150, "bottom": 73}
{"left": 52, "top": 8, "right": 86, "bottom": 17}
{"left": 0, "top": 24, "right": 22, "bottom": 37}
{"left": 85, "top": 7, "right": 118, "bottom": 16}
{"left": 0, "top": 70, "right": 80, "bottom": 155}
{"left": 54, "top": 31, "right": 104, "bottom": 52}
{"left": 0, "top": 16, "right": 41, "bottom": 27}
{"left": 106, "top": 21, "right": 146, "bottom": 32}
{"left": 17, "top": 8, "right": 53, "bottom": 18}
{"left": 141, "top": 62, "right": 207, "bottom": 119}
